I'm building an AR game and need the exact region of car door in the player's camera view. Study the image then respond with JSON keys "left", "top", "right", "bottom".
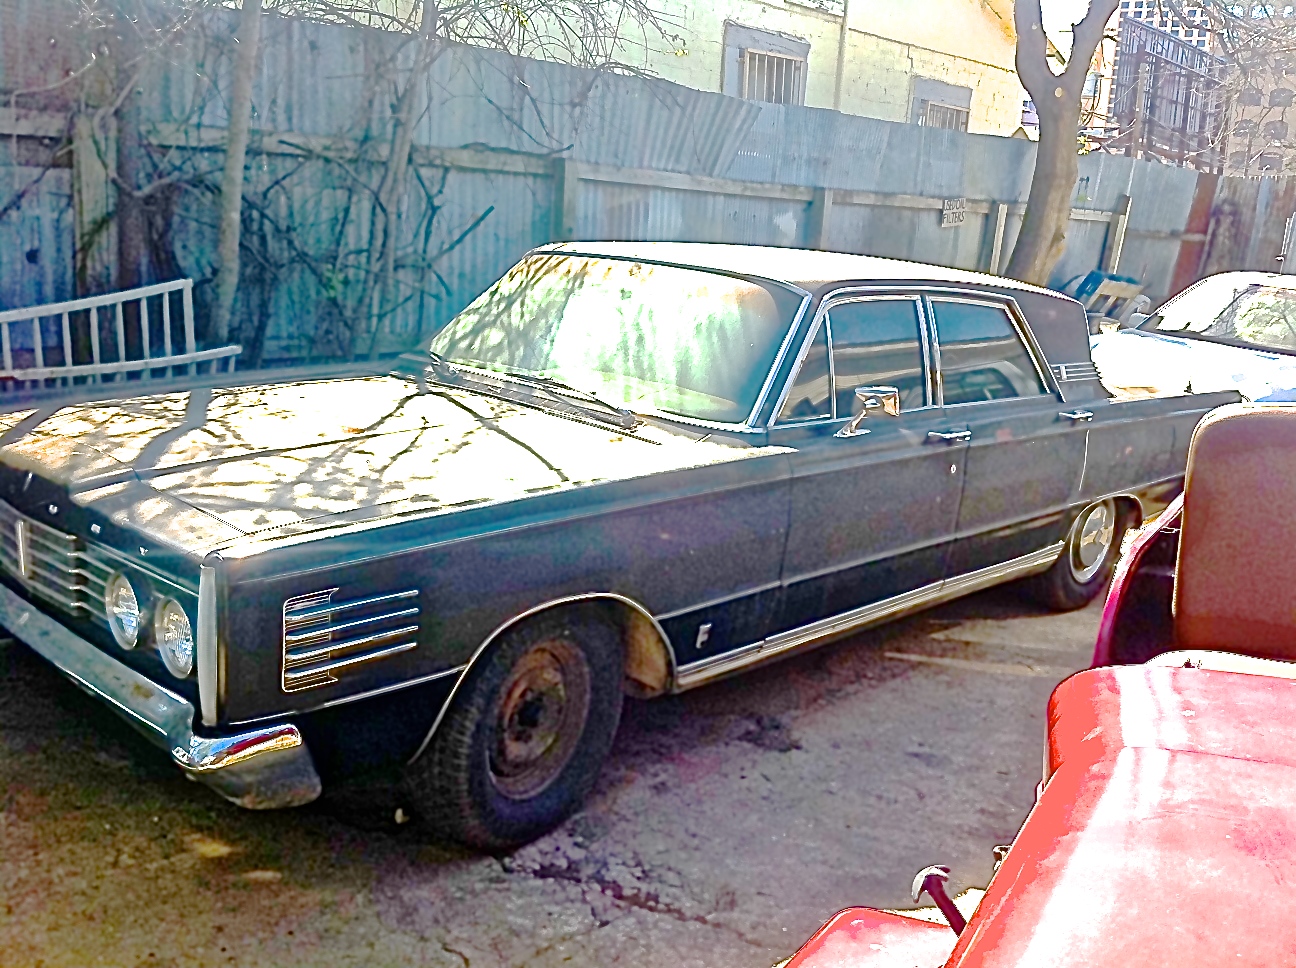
{"left": 929, "top": 295, "right": 1090, "bottom": 578}
{"left": 768, "top": 293, "right": 968, "bottom": 635}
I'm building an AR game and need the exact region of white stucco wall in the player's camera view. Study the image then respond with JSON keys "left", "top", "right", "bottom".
{"left": 616, "top": 0, "right": 1026, "bottom": 135}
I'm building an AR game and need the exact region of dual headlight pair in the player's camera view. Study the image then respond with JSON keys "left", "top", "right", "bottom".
{"left": 104, "top": 572, "right": 194, "bottom": 679}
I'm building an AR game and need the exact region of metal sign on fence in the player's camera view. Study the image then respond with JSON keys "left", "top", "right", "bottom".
{"left": 941, "top": 197, "right": 967, "bottom": 228}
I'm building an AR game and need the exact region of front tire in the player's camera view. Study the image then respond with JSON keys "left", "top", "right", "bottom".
{"left": 1028, "top": 499, "right": 1127, "bottom": 611}
{"left": 406, "top": 608, "right": 624, "bottom": 852}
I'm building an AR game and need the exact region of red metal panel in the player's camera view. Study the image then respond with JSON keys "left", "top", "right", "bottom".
{"left": 1047, "top": 663, "right": 1296, "bottom": 780}
{"left": 785, "top": 907, "right": 956, "bottom": 968}
{"left": 1091, "top": 493, "right": 1181, "bottom": 668}
{"left": 948, "top": 746, "right": 1296, "bottom": 967}
{"left": 1168, "top": 173, "right": 1218, "bottom": 296}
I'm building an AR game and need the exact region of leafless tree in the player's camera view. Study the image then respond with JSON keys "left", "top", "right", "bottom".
{"left": 1165, "top": 0, "right": 1296, "bottom": 174}
{"left": 1007, "top": 0, "right": 1120, "bottom": 286}
{"left": 54, "top": 0, "right": 676, "bottom": 364}
{"left": 210, "top": 0, "right": 263, "bottom": 344}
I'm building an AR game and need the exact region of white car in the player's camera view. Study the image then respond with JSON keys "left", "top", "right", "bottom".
{"left": 1090, "top": 271, "right": 1296, "bottom": 402}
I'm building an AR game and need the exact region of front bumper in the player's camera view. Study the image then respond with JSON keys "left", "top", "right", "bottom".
{"left": 0, "top": 581, "right": 321, "bottom": 810}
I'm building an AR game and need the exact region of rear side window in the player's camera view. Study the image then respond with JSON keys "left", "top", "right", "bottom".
{"left": 932, "top": 300, "right": 1048, "bottom": 405}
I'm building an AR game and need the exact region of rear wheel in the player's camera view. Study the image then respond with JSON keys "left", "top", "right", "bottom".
{"left": 1027, "top": 499, "right": 1127, "bottom": 611}
{"left": 406, "top": 608, "right": 623, "bottom": 852}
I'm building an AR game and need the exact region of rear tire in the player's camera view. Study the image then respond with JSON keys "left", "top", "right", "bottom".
{"left": 406, "top": 608, "right": 624, "bottom": 852}
{"left": 1028, "top": 499, "right": 1128, "bottom": 611}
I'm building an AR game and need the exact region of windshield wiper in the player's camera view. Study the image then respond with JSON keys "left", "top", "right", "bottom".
{"left": 492, "top": 368, "right": 640, "bottom": 430}
{"left": 423, "top": 356, "right": 639, "bottom": 431}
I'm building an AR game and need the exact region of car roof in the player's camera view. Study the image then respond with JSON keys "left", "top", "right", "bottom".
{"left": 537, "top": 241, "right": 1059, "bottom": 297}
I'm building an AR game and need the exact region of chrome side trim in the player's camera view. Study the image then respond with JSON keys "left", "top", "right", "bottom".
{"left": 197, "top": 564, "right": 218, "bottom": 727}
{"left": 407, "top": 592, "right": 676, "bottom": 764}
{"left": 0, "top": 580, "right": 320, "bottom": 810}
{"left": 281, "top": 587, "right": 420, "bottom": 693}
{"left": 1052, "top": 362, "right": 1100, "bottom": 382}
{"left": 673, "top": 542, "right": 1065, "bottom": 691}
{"left": 311, "top": 665, "right": 466, "bottom": 714}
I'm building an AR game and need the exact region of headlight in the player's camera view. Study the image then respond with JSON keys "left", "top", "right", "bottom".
{"left": 104, "top": 573, "right": 140, "bottom": 649}
{"left": 154, "top": 597, "right": 194, "bottom": 678}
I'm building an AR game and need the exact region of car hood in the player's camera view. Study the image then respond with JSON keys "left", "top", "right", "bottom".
{"left": 0, "top": 375, "right": 774, "bottom": 557}
{"left": 1090, "top": 329, "right": 1296, "bottom": 402}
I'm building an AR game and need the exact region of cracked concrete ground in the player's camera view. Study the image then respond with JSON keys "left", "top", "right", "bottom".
{"left": 0, "top": 586, "right": 1102, "bottom": 968}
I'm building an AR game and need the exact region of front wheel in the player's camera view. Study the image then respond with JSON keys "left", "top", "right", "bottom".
{"left": 1027, "top": 499, "right": 1128, "bottom": 611}
{"left": 405, "top": 608, "right": 624, "bottom": 852}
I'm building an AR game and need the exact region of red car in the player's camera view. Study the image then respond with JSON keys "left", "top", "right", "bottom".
{"left": 784, "top": 403, "right": 1296, "bottom": 967}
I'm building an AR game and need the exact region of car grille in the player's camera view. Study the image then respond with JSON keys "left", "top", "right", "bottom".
{"left": 0, "top": 498, "right": 112, "bottom": 622}
{"left": 281, "top": 587, "right": 420, "bottom": 692}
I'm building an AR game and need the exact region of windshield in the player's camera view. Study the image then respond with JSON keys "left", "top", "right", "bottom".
{"left": 1153, "top": 278, "right": 1296, "bottom": 352}
{"left": 428, "top": 253, "right": 802, "bottom": 423}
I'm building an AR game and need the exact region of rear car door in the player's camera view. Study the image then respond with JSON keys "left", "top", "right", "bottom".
{"left": 768, "top": 293, "right": 967, "bottom": 635}
{"left": 929, "top": 295, "right": 1089, "bottom": 577}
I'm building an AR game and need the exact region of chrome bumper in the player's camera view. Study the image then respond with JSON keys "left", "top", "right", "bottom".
{"left": 0, "top": 581, "right": 321, "bottom": 810}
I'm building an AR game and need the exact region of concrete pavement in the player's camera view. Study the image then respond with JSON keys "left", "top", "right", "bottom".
{"left": 0, "top": 586, "right": 1102, "bottom": 968}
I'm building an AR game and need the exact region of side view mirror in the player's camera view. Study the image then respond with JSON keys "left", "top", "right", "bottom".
{"left": 1132, "top": 312, "right": 1163, "bottom": 330}
{"left": 835, "top": 386, "right": 901, "bottom": 438}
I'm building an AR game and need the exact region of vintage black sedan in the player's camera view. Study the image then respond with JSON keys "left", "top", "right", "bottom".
{"left": 0, "top": 243, "right": 1236, "bottom": 849}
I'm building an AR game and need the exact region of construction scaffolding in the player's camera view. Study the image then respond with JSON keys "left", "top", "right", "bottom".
{"left": 1108, "top": 18, "right": 1226, "bottom": 172}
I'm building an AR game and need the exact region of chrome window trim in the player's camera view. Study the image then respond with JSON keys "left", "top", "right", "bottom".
{"left": 744, "top": 289, "right": 814, "bottom": 426}
{"left": 924, "top": 293, "right": 1061, "bottom": 407}
{"left": 769, "top": 289, "right": 936, "bottom": 429}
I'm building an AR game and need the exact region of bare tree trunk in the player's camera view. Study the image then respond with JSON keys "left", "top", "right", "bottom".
{"left": 354, "top": 5, "right": 440, "bottom": 360}
{"left": 1006, "top": 0, "right": 1118, "bottom": 286}
{"left": 1006, "top": 98, "right": 1083, "bottom": 284}
{"left": 210, "top": 0, "right": 264, "bottom": 346}
{"left": 115, "top": 44, "right": 147, "bottom": 291}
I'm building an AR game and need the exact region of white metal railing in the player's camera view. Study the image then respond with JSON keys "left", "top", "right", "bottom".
{"left": 0, "top": 279, "right": 241, "bottom": 390}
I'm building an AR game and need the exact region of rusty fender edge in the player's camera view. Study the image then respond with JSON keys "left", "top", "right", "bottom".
{"left": 0, "top": 581, "right": 321, "bottom": 810}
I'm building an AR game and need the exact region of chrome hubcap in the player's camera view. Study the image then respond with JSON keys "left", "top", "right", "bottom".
{"left": 490, "top": 638, "right": 591, "bottom": 800}
{"left": 1069, "top": 500, "right": 1117, "bottom": 584}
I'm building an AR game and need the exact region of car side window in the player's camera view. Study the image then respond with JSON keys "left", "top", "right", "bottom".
{"left": 932, "top": 300, "right": 1048, "bottom": 405}
{"left": 828, "top": 298, "right": 927, "bottom": 418}
{"left": 778, "top": 320, "right": 831, "bottom": 421}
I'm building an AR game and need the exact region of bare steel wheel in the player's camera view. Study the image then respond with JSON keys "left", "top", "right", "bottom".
{"left": 406, "top": 607, "right": 623, "bottom": 852}
{"left": 1027, "top": 499, "right": 1130, "bottom": 612}
{"left": 490, "top": 638, "right": 591, "bottom": 800}
{"left": 1068, "top": 499, "right": 1118, "bottom": 585}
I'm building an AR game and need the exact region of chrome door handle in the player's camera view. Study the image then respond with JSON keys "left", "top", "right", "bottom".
{"left": 927, "top": 429, "right": 972, "bottom": 444}
{"left": 1059, "top": 410, "right": 1095, "bottom": 422}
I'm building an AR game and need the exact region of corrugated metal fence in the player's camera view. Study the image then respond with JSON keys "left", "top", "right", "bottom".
{"left": 1, "top": 7, "right": 1294, "bottom": 364}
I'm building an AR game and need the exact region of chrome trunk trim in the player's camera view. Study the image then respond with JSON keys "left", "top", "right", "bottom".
{"left": 673, "top": 542, "right": 1065, "bottom": 691}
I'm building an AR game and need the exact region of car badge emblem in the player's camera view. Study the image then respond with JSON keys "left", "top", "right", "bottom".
{"left": 15, "top": 519, "right": 31, "bottom": 579}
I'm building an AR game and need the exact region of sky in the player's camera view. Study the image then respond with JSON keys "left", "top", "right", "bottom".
{"left": 1042, "top": 0, "right": 1103, "bottom": 60}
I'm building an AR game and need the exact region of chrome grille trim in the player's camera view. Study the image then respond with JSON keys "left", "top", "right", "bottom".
{"left": 281, "top": 588, "right": 420, "bottom": 693}
{"left": 0, "top": 498, "right": 105, "bottom": 618}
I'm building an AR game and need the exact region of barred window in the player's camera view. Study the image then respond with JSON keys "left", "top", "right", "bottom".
{"left": 919, "top": 102, "right": 970, "bottom": 132}
{"left": 741, "top": 50, "right": 806, "bottom": 105}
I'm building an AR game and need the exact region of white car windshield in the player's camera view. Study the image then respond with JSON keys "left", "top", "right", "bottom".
{"left": 429, "top": 253, "right": 802, "bottom": 424}
{"left": 1153, "top": 276, "right": 1296, "bottom": 352}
